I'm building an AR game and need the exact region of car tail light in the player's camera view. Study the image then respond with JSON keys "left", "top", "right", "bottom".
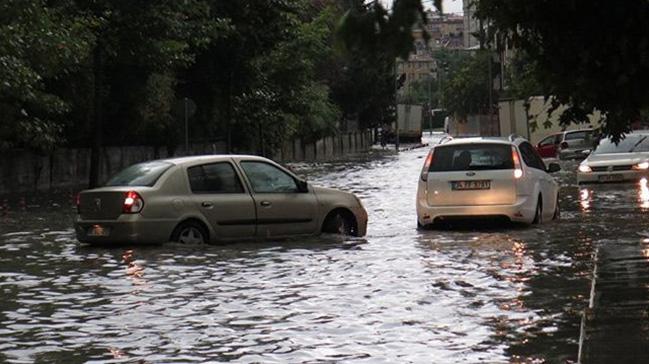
{"left": 421, "top": 149, "right": 434, "bottom": 181}
{"left": 560, "top": 141, "right": 569, "bottom": 149}
{"left": 511, "top": 146, "right": 523, "bottom": 179}
{"left": 123, "top": 191, "right": 144, "bottom": 213}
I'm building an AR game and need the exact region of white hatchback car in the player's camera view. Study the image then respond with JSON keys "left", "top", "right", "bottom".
{"left": 416, "top": 136, "right": 561, "bottom": 227}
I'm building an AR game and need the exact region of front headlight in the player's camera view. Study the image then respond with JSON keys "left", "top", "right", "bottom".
{"left": 633, "top": 162, "right": 649, "bottom": 170}
{"left": 578, "top": 165, "right": 592, "bottom": 173}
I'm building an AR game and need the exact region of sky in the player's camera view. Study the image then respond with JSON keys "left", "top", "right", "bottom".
{"left": 434, "top": 0, "right": 463, "bottom": 14}
{"left": 380, "top": 0, "right": 464, "bottom": 15}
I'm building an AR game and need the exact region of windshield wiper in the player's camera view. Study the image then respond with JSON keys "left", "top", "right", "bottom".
{"left": 629, "top": 136, "right": 647, "bottom": 152}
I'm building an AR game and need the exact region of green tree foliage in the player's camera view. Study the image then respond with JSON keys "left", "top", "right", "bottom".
{"left": 0, "top": 0, "right": 430, "bottom": 169}
{"left": 442, "top": 50, "right": 495, "bottom": 118}
{"left": 0, "top": 0, "right": 93, "bottom": 152}
{"left": 474, "top": 0, "right": 649, "bottom": 139}
{"left": 228, "top": 0, "right": 341, "bottom": 153}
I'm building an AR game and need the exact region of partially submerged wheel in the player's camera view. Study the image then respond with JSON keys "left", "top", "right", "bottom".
{"left": 171, "top": 221, "right": 208, "bottom": 244}
{"left": 323, "top": 211, "right": 355, "bottom": 236}
{"left": 532, "top": 197, "right": 543, "bottom": 224}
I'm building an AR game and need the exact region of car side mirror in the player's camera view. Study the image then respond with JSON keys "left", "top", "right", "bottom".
{"left": 547, "top": 162, "right": 561, "bottom": 173}
{"left": 297, "top": 179, "right": 309, "bottom": 193}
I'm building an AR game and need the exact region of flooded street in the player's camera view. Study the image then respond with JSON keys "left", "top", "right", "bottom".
{"left": 1, "top": 140, "right": 647, "bottom": 363}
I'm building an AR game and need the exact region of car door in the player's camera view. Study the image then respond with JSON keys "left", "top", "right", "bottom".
{"left": 520, "top": 142, "right": 558, "bottom": 217}
{"left": 564, "top": 130, "right": 590, "bottom": 149}
{"left": 186, "top": 161, "right": 256, "bottom": 241}
{"left": 536, "top": 134, "right": 560, "bottom": 158}
{"left": 238, "top": 160, "right": 319, "bottom": 238}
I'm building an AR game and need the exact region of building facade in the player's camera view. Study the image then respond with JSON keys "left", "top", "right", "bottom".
{"left": 463, "top": 0, "right": 480, "bottom": 49}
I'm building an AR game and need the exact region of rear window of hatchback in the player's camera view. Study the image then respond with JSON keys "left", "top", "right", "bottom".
{"left": 105, "top": 161, "right": 173, "bottom": 187}
{"left": 429, "top": 144, "right": 514, "bottom": 172}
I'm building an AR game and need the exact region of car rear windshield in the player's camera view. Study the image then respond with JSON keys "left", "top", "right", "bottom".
{"left": 593, "top": 135, "right": 649, "bottom": 154}
{"left": 105, "top": 161, "right": 173, "bottom": 187}
{"left": 429, "top": 144, "right": 514, "bottom": 172}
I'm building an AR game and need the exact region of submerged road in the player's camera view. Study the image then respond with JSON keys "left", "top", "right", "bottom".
{"left": 0, "top": 137, "right": 647, "bottom": 363}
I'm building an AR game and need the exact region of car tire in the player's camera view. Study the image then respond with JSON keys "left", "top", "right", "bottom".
{"left": 532, "top": 197, "right": 543, "bottom": 224}
{"left": 323, "top": 212, "right": 354, "bottom": 236}
{"left": 171, "top": 221, "right": 209, "bottom": 244}
{"left": 552, "top": 196, "right": 560, "bottom": 220}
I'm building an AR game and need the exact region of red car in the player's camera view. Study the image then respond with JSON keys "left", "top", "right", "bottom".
{"left": 536, "top": 129, "right": 594, "bottom": 159}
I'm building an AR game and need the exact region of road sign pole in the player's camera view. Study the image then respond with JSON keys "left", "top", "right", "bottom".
{"left": 184, "top": 97, "right": 189, "bottom": 154}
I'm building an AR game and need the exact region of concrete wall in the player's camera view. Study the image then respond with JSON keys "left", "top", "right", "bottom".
{"left": 273, "top": 130, "right": 372, "bottom": 162}
{"left": 447, "top": 114, "right": 500, "bottom": 137}
{"left": 498, "top": 96, "right": 603, "bottom": 145}
{"left": 0, "top": 131, "right": 373, "bottom": 194}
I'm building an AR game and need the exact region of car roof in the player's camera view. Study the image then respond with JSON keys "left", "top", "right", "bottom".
{"left": 157, "top": 154, "right": 269, "bottom": 166}
{"left": 565, "top": 128, "right": 593, "bottom": 133}
{"left": 440, "top": 136, "right": 520, "bottom": 146}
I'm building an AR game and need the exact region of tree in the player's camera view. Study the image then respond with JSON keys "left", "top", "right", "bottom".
{"left": 474, "top": 0, "right": 649, "bottom": 140}
{"left": 0, "top": 0, "right": 93, "bottom": 152}
{"left": 58, "top": 0, "right": 217, "bottom": 187}
{"left": 442, "top": 50, "right": 497, "bottom": 118}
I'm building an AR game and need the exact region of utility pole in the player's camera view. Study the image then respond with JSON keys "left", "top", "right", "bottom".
{"left": 428, "top": 73, "right": 432, "bottom": 134}
{"left": 394, "top": 61, "right": 400, "bottom": 152}
{"left": 184, "top": 97, "right": 189, "bottom": 154}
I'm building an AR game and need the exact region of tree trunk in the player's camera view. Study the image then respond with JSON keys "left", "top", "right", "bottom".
{"left": 89, "top": 46, "right": 104, "bottom": 188}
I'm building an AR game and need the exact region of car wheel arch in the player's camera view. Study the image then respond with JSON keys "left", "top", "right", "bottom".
{"left": 171, "top": 217, "right": 212, "bottom": 243}
{"left": 321, "top": 207, "right": 358, "bottom": 236}
{"left": 532, "top": 192, "right": 543, "bottom": 224}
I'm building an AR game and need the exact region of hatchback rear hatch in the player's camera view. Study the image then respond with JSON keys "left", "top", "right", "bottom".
{"left": 424, "top": 143, "right": 517, "bottom": 206}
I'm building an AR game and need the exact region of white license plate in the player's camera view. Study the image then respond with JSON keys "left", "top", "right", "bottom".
{"left": 598, "top": 174, "right": 624, "bottom": 182}
{"left": 87, "top": 225, "right": 110, "bottom": 237}
{"left": 451, "top": 180, "right": 491, "bottom": 190}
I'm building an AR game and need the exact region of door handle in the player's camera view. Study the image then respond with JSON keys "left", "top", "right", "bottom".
{"left": 201, "top": 202, "right": 213, "bottom": 208}
{"left": 260, "top": 201, "right": 272, "bottom": 207}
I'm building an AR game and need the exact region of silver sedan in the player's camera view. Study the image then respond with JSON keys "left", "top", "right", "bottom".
{"left": 75, "top": 155, "right": 367, "bottom": 244}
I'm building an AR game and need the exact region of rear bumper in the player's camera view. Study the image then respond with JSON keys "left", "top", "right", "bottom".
{"left": 577, "top": 170, "right": 648, "bottom": 184}
{"left": 74, "top": 215, "right": 177, "bottom": 244}
{"left": 417, "top": 195, "right": 536, "bottom": 225}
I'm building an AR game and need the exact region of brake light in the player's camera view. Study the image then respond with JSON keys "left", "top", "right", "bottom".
{"left": 421, "top": 149, "right": 434, "bottom": 181}
{"left": 123, "top": 191, "right": 144, "bottom": 213}
{"left": 512, "top": 146, "right": 523, "bottom": 179}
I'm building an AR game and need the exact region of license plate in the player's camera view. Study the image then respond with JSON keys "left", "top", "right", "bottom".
{"left": 598, "top": 174, "right": 624, "bottom": 182}
{"left": 451, "top": 180, "right": 491, "bottom": 190}
{"left": 87, "top": 225, "right": 110, "bottom": 237}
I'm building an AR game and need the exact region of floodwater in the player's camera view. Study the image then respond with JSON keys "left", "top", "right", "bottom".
{"left": 0, "top": 138, "right": 646, "bottom": 363}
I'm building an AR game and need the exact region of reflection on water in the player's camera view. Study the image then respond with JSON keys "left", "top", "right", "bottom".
{"left": 639, "top": 178, "right": 649, "bottom": 209}
{"left": 580, "top": 188, "right": 591, "bottom": 212}
{"left": 0, "top": 146, "right": 643, "bottom": 363}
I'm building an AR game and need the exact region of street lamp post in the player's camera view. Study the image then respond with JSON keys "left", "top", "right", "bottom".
{"left": 184, "top": 97, "right": 189, "bottom": 154}
{"left": 428, "top": 73, "right": 432, "bottom": 134}
{"left": 394, "top": 61, "right": 400, "bottom": 152}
